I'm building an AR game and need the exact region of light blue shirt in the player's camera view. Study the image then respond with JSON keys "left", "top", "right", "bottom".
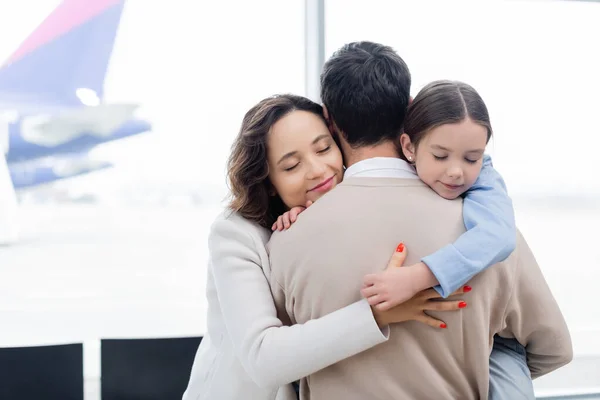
{"left": 344, "top": 155, "right": 516, "bottom": 297}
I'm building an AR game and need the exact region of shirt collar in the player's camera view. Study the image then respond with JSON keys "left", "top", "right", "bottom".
{"left": 344, "top": 157, "right": 419, "bottom": 179}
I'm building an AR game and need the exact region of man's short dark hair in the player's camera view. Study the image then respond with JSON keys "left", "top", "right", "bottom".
{"left": 320, "top": 41, "right": 411, "bottom": 147}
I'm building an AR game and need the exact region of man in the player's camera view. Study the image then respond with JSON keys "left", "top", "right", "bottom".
{"left": 268, "top": 42, "right": 571, "bottom": 399}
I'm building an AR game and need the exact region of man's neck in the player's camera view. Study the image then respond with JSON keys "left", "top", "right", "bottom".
{"left": 341, "top": 140, "right": 401, "bottom": 169}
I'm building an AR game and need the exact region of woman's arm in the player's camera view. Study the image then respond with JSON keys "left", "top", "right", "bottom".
{"left": 422, "top": 154, "right": 517, "bottom": 297}
{"left": 209, "top": 215, "right": 389, "bottom": 389}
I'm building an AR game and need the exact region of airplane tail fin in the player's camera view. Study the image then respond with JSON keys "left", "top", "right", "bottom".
{"left": 0, "top": 0, "right": 126, "bottom": 105}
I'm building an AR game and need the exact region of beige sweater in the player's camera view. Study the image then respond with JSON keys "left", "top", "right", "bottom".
{"left": 268, "top": 177, "right": 572, "bottom": 400}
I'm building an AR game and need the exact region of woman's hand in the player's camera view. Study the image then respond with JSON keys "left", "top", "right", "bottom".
{"left": 372, "top": 287, "right": 468, "bottom": 329}
{"left": 271, "top": 200, "right": 313, "bottom": 231}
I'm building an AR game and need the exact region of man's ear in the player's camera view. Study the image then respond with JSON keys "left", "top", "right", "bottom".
{"left": 400, "top": 133, "right": 416, "bottom": 162}
{"left": 408, "top": 96, "right": 414, "bottom": 106}
{"left": 323, "top": 105, "right": 329, "bottom": 121}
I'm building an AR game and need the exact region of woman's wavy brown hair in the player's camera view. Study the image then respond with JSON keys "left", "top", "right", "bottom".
{"left": 227, "top": 94, "right": 327, "bottom": 228}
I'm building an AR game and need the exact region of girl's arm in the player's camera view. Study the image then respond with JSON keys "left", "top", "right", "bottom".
{"left": 362, "top": 155, "right": 516, "bottom": 309}
{"left": 209, "top": 214, "right": 388, "bottom": 389}
{"left": 422, "top": 154, "right": 516, "bottom": 297}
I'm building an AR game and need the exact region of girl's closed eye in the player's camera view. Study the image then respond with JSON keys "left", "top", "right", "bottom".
{"left": 284, "top": 163, "right": 299, "bottom": 171}
{"left": 464, "top": 158, "right": 478, "bottom": 164}
{"left": 433, "top": 154, "right": 447, "bottom": 161}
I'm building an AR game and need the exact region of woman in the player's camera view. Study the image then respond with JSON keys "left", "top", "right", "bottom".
{"left": 182, "top": 94, "right": 510, "bottom": 400}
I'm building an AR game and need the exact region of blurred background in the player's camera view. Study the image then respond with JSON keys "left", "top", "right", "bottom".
{"left": 0, "top": 0, "right": 598, "bottom": 399}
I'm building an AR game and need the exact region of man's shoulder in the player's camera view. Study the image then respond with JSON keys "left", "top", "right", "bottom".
{"left": 268, "top": 181, "right": 393, "bottom": 249}
{"left": 337, "top": 177, "right": 464, "bottom": 211}
{"left": 268, "top": 211, "right": 316, "bottom": 249}
{"left": 267, "top": 194, "right": 339, "bottom": 253}
{"left": 340, "top": 176, "right": 427, "bottom": 188}
{"left": 512, "top": 228, "right": 533, "bottom": 263}
{"left": 268, "top": 178, "right": 464, "bottom": 250}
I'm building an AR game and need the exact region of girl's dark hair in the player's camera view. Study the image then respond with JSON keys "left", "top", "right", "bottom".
{"left": 401, "top": 80, "right": 492, "bottom": 160}
{"left": 227, "top": 94, "right": 327, "bottom": 228}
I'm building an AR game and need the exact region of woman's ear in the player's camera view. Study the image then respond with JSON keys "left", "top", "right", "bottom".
{"left": 400, "top": 133, "right": 416, "bottom": 163}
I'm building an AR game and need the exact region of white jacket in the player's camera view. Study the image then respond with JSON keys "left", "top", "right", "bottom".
{"left": 182, "top": 211, "right": 388, "bottom": 400}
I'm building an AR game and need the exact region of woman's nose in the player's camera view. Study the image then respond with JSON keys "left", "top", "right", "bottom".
{"left": 307, "top": 157, "right": 327, "bottom": 178}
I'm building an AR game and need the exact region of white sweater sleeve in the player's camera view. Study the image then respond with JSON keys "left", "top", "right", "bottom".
{"left": 209, "top": 216, "right": 389, "bottom": 389}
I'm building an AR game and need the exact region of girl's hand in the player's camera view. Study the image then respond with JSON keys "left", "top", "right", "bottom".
{"left": 363, "top": 243, "right": 470, "bottom": 329}
{"left": 362, "top": 244, "right": 471, "bottom": 311}
{"left": 271, "top": 200, "right": 313, "bottom": 231}
{"left": 361, "top": 243, "right": 419, "bottom": 309}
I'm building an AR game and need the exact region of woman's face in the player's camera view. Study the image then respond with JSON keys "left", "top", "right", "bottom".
{"left": 267, "top": 110, "right": 344, "bottom": 209}
{"left": 402, "top": 118, "right": 488, "bottom": 200}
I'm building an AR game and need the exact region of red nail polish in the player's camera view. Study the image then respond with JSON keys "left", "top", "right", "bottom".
{"left": 459, "top": 301, "right": 467, "bottom": 308}
{"left": 396, "top": 243, "right": 405, "bottom": 253}
{"left": 440, "top": 323, "right": 447, "bottom": 329}
{"left": 463, "top": 285, "right": 472, "bottom": 292}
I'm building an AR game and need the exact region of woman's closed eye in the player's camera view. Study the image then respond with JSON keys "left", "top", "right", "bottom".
{"left": 317, "top": 145, "right": 331, "bottom": 154}
{"left": 284, "top": 163, "right": 299, "bottom": 171}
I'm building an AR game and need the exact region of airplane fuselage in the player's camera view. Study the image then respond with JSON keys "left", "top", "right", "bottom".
{"left": 1, "top": 103, "right": 151, "bottom": 163}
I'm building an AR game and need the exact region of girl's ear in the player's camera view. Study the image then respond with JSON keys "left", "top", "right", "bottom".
{"left": 400, "top": 133, "right": 416, "bottom": 163}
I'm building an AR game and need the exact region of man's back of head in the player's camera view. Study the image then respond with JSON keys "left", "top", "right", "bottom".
{"left": 320, "top": 41, "right": 411, "bottom": 147}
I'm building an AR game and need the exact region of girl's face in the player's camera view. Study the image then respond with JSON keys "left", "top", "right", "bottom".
{"left": 267, "top": 110, "right": 344, "bottom": 208}
{"left": 401, "top": 118, "right": 488, "bottom": 200}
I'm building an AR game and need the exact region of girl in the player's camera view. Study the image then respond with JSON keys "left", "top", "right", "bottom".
{"left": 183, "top": 91, "right": 525, "bottom": 400}
{"left": 362, "top": 80, "right": 513, "bottom": 309}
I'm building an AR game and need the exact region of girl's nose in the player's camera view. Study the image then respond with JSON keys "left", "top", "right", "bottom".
{"left": 447, "top": 166, "right": 463, "bottom": 179}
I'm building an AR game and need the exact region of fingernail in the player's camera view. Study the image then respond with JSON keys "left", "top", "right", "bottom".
{"left": 396, "top": 243, "right": 405, "bottom": 252}
{"left": 440, "top": 323, "right": 447, "bottom": 329}
{"left": 463, "top": 285, "right": 472, "bottom": 292}
{"left": 459, "top": 301, "right": 467, "bottom": 308}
